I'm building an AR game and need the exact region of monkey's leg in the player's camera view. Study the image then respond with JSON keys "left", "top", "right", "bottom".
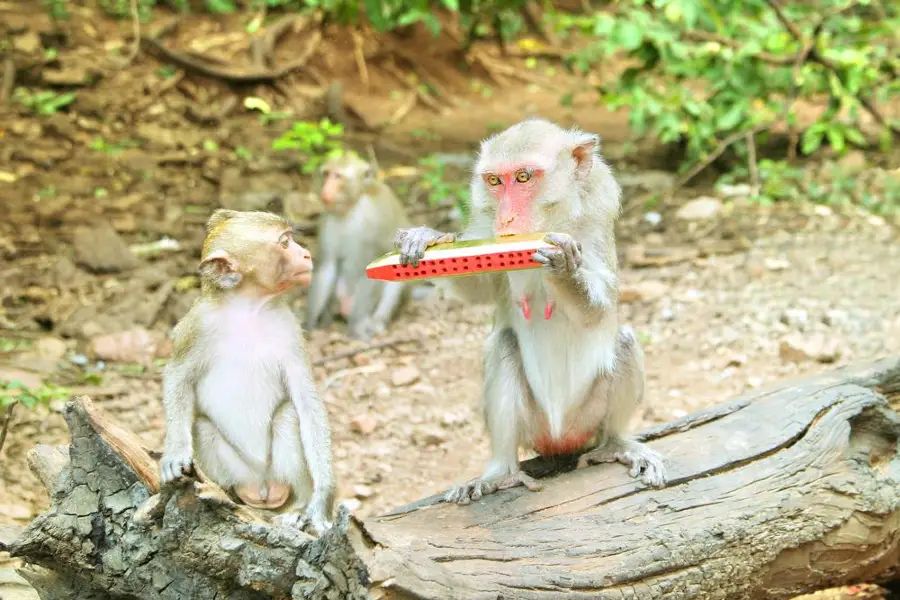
{"left": 346, "top": 277, "right": 384, "bottom": 340}
{"left": 445, "top": 327, "right": 542, "bottom": 505}
{"left": 371, "top": 281, "right": 406, "bottom": 328}
{"left": 194, "top": 418, "right": 269, "bottom": 496}
{"left": 576, "top": 326, "right": 667, "bottom": 488}
{"left": 335, "top": 277, "right": 352, "bottom": 319}
{"left": 268, "top": 403, "right": 329, "bottom": 535}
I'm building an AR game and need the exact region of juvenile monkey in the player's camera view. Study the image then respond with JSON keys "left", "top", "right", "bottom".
{"left": 159, "top": 209, "right": 335, "bottom": 534}
{"left": 305, "top": 152, "right": 411, "bottom": 340}
{"left": 395, "top": 119, "right": 666, "bottom": 504}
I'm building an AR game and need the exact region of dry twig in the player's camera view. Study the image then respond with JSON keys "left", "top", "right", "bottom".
{"left": 1, "top": 57, "right": 16, "bottom": 103}
{"left": 0, "top": 402, "right": 16, "bottom": 456}
{"left": 118, "top": 0, "right": 142, "bottom": 68}
{"left": 746, "top": 132, "right": 760, "bottom": 196}
{"left": 352, "top": 30, "right": 370, "bottom": 91}
{"left": 312, "top": 337, "right": 421, "bottom": 367}
{"left": 140, "top": 19, "right": 322, "bottom": 84}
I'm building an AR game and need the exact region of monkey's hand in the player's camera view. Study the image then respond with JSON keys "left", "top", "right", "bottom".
{"left": 394, "top": 226, "right": 456, "bottom": 267}
{"left": 159, "top": 447, "right": 194, "bottom": 485}
{"left": 534, "top": 232, "right": 582, "bottom": 277}
{"left": 445, "top": 471, "right": 542, "bottom": 505}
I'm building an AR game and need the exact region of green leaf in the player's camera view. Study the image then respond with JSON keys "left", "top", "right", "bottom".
{"left": 801, "top": 127, "right": 825, "bottom": 155}
{"left": 826, "top": 127, "right": 846, "bottom": 153}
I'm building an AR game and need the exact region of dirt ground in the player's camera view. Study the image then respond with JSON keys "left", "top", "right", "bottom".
{"left": 1, "top": 3, "right": 899, "bottom": 599}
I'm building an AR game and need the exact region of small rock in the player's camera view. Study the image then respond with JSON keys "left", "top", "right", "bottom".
{"left": 779, "top": 335, "right": 810, "bottom": 362}
{"left": 725, "top": 354, "right": 747, "bottom": 368}
{"left": 35, "top": 337, "right": 67, "bottom": 360}
{"left": 660, "top": 307, "right": 676, "bottom": 321}
{"left": 440, "top": 412, "right": 468, "bottom": 428}
{"left": 717, "top": 183, "right": 753, "bottom": 198}
{"left": 618, "top": 170, "right": 675, "bottom": 191}
{"left": 675, "top": 197, "right": 722, "bottom": 221}
{"left": 823, "top": 309, "right": 849, "bottom": 328}
{"left": 350, "top": 414, "right": 378, "bottom": 435}
{"left": 643, "top": 211, "right": 662, "bottom": 226}
{"left": 836, "top": 150, "right": 866, "bottom": 174}
{"left": 779, "top": 308, "right": 809, "bottom": 330}
{"left": 72, "top": 221, "right": 140, "bottom": 273}
{"left": 13, "top": 32, "right": 42, "bottom": 54}
{"left": 417, "top": 427, "right": 447, "bottom": 447}
{"left": 42, "top": 67, "right": 93, "bottom": 86}
{"left": 353, "top": 484, "right": 375, "bottom": 499}
{"left": 0, "top": 368, "right": 43, "bottom": 390}
{"left": 779, "top": 334, "right": 842, "bottom": 364}
{"left": 87, "top": 328, "right": 170, "bottom": 364}
{"left": 0, "top": 504, "right": 33, "bottom": 521}
{"left": 341, "top": 498, "right": 362, "bottom": 512}
{"left": 814, "top": 205, "right": 833, "bottom": 217}
{"left": 764, "top": 257, "right": 791, "bottom": 271}
{"left": 391, "top": 366, "right": 421, "bottom": 387}
{"left": 619, "top": 280, "right": 667, "bottom": 304}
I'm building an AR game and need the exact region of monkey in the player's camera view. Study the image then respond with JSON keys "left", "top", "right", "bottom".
{"left": 159, "top": 209, "right": 335, "bottom": 534}
{"left": 304, "top": 152, "right": 412, "bottom": 341}
{"left": 394, "top": 118, "right": 667, "bottom": 504}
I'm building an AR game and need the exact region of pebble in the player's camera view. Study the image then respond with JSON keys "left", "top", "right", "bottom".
{"left": 353, "top": 484, "right": 375, "bottom": 499}
{"left": 416, "top": 427, "right": 447, "bottom": 447}
{"left": 779, "top": 308, "right": 809, "bottom": 330}
{"left": 72, "top": 221, "right": 140, "bottom": 274}
{"left": 350, "top": 414, "right": 378, "bottom": 435}
{"left": 823, "top": 309, "right": 849, "bottom": 328}
{"left": 676, "top": 197, "right": 722, "bottom": 221}
{"left": 620, "top": 280, "right": 667, "bottom": 304}
{"left": 391, "top": 366, "right": 421, "bottom": 387}
{"left": 35, "top": 337, "right": 67, "bottom": 360}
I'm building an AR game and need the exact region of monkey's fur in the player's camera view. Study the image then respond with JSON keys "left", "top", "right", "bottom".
{"left": 160, "top": 209, "right": 335, "bottom": 534}
{"left": 305, "top": 152, "right": 411, "bottom": 340}
{"left": 395, "top": 119, "right": 666, "bottom": 504}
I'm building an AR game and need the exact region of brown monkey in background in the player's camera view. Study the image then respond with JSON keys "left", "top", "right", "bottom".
{"left": 395, "top": 119, "right": 666, "bottom": 504}
{"left": 159, "top": 209, "right": 335, "bottom": 534}
{"left": 305, "top": 152, "right": 410, "bottom": 340}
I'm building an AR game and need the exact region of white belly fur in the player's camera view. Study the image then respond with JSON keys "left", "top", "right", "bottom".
{"left": 196, "top": 322, "right": 288, "bottom": 470}
{"left": 506, "top": 271, "right": 617, "bottom": 439}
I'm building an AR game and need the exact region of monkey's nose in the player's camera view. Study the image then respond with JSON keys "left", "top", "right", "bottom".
{"left": 300, "top": 248, "right": 312, "bottom": 261}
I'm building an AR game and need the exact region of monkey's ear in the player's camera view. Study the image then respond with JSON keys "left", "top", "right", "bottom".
{"left": 571, "top": 134, "right": 599, "bottom": 179}
{"left": 199, "top": 249, "right": 242, "bottom": 289}
{"left": 206, "top": 209, "right": 239, "bottom": 233}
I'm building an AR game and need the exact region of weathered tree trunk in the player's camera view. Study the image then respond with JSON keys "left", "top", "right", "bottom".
{"left": 3, "top": 358, "right": 899, "bottom": 600}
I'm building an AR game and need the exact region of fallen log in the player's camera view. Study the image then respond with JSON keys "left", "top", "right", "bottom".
{"left": 3, "top": 357, "right": 899, "bottom": 600}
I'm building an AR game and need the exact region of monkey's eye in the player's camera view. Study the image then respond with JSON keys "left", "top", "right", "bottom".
{"left": 487, "top": 174, "right": 501, "bottom": 186}
{"left": 515, "top": 170, "right": 531, "bottom": 183}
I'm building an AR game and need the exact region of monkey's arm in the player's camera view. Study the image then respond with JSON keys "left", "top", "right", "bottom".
{"left": 535, "top": 232, "right": 617, "bottom": 325}
{"left": 283, "top": 341, "right": 335, "bottom": 527}
{"left": 160, "top": 355, "right": 200, "bottom": 484}
{"left": 304, "top": 219, "right": 340, "bottom": 331}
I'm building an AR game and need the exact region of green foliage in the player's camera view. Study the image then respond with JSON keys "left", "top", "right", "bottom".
{"left": 0, "top": 380, "right": 70, "bottom": 410}
{"left": 89, "top": 137, "right": 142, "bottom": 154}
{"left": 271, "top": 118, "right": 345, "bottom": 174}
{"left": 552, "top": 0, "right": 899, "bottom": 197}
{"left": 13, "top": 88, "right": 76, "bottom": 116}
{"left": 417, "top": 154, "right": 470, "bottom": 222}
{"left": 44, "top": 0, "right": 68, "bottom": 19}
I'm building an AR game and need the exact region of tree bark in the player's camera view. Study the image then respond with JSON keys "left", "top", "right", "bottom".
{"left": 4, "top": 357, "right": 900, "bottom": 600}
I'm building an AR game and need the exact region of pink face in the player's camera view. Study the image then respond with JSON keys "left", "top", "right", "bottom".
{"left": 482, "top": 165, "right": 544, "bottom": 235}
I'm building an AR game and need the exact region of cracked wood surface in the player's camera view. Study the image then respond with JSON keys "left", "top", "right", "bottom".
{"left": 361, "top": 357, "right": 900, "bottom": 599}
{"left": 4, "top": 358, "right": 899, "bottom": 600}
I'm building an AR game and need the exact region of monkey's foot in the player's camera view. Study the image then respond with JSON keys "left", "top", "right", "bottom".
{"left": 233, "top": 481, "right": 291, "bottom": 510}
{"left": 348, "top": 317, "right": 386, "bottom": 341}
{"left": 444, "top": 471, "right": 543, "bottom": 505}
{"left": 273, "top": 508, "right": 332, "bottom": 537}
{"left": 577, "top": 438, "right": 667, "bottom": 488}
